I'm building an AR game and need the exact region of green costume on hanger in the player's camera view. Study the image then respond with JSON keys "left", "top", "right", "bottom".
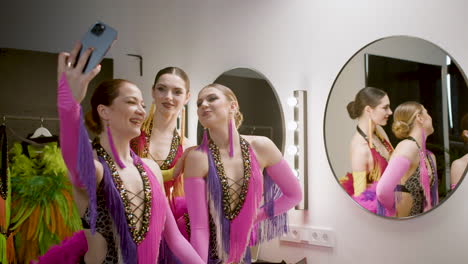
{"left": 0, "top": 124, "right": 13, "bottom": 263}
{"left": 8, "top": 141, "right": 81, "bottom": 264}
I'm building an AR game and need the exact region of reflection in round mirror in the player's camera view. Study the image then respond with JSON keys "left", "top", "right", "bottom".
{"left": 197, "top": 68, "right": 285, "bottom": 153}
{"left": 324, "top": 36, "right": 468, "bottom": 219}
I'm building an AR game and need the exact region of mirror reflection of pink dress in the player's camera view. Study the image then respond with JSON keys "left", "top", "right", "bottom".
{"left": 340, "top": 128, "right": 394, "bottom": 216}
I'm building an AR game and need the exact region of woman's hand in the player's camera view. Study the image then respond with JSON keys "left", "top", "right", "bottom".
{"left": 173, "top": 146, "right": 197, "bottom": 179}
{"left": 57, "top": 42, "right": 101, "bottom": 103}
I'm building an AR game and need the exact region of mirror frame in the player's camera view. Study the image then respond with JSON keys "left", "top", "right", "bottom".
{"left": 323, "top": 35, "right": 468, "bottom": 219}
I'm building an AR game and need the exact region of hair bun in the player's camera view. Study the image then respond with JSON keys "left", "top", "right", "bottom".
{"left": 235, "top": 111, "right": 244, "bottom": 129}
{"left": 347, "top": 101, "right": 357, "bottom": 119}
{"left": 392, "top": 120, "right": 410, "bottom": 139}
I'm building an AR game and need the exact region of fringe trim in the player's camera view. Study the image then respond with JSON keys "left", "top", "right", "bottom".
{"left": 137, "top": 157, "right": 166, "bottom": 264}
{"left": 99, "top": 156, "right": 137, "bottom": 264}
{"left": 251, "top": 165, "right": 288, "bottom": 245}
{"left": 77, "top": 110, "right": 97, "bottom": 233}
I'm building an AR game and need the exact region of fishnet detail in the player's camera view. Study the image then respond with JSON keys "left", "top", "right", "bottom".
{"left": 227, "top": 176, "right": 245, "bottom": 212}
{"left": 209, "top": 136, "right": 252, "bottom": 220}
{"left": 127, "top": 189, "right": 145, "bottom": 230}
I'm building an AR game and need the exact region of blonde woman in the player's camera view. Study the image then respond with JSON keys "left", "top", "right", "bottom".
{"left": 184, "top": 83, "right": 302, "bottom": 263}
{"left": 377, "top": 101, "right": 439, "bottom": 217}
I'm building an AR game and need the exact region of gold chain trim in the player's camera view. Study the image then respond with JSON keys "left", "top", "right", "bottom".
{"left": 209, "top": 136, "right": 251, "bottom": 220}
{"left": 144, "top": 122, "right": 180, "bottom": 170}
{"left": 94, "top": 139, "right": 152, "bottom": 244}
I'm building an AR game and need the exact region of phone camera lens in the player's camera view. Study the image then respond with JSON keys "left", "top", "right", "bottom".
{"left": 91, "top": 23, "right": 105, "bottom": 36}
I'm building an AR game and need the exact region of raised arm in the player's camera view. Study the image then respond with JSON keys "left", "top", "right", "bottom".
{"left": 376, "top": 141, "right": 417, "bottom": 210}
{"left": 252, "top": 136, "right": 302, "bottom": 222}
{"left": 183, "top": 150, "right": 209, "bottom": 262}
{"left": 57, "top": 42, "right": 101, "bottom": 187}
{"left": 57, "top": 43, "right": 102, "bottom": 231}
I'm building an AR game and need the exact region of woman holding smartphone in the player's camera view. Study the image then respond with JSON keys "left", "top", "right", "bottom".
{"left": 42, "top": 42, "right": 204, "bottom": 264}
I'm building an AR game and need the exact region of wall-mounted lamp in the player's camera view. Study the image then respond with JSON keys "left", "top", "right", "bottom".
{"left": 287, "top": 90, "right": 308, "bottom": 210}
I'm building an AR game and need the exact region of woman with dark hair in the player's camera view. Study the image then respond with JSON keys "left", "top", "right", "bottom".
{"left": 130, "top": 67, "right": 193, "bottom": 262}
{"left": 183, "top": 83, "right": 302, "bottom": 263}
{"left": 41, "top": 42, "right": 204, "bottom": 263}
{"left": 450, "top": 113, "right": 468, "bottom": 189}
{"left": 131, "top": 66, "right": 192, "bottom": 234}
{"left": 377, "top": 101, "right": 438, "bottom": 217}
{"left": 340, "top": 87, "right": 394, "bottom": 215}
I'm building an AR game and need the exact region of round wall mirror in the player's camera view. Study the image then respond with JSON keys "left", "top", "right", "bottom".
{"left": 197, "top": 67, "right": 285, "bottom": 153}
{"left": 324, "top": 36, "right": 468, "bottom": 219}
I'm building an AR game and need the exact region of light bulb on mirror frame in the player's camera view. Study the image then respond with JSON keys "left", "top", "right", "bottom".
{"left": 287, "top": 121, "right": 298, "bottom": 130}
{"left": 287, "top": 97, "right": 298, "bottom": 107}
{"left": 286, "top": 145, "right": 299, "bottom": 156}
{"left": 293, "top": 169, "right": 300, "bottom": 179}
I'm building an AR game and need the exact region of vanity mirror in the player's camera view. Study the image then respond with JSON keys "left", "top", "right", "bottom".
{"left": 197, "top": 67, "right": 285, "bottom": 152}
{"left": 324, "top": 36, "right": 468, "bottom": 218}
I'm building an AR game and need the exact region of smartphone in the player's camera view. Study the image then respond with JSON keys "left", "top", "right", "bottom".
{"left": 78, "top": 21, "right": 117, "bottom": 73}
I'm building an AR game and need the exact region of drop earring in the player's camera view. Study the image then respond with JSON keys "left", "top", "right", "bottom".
{"left": 228, "top": 119, "right": 234, "bottom": 157}
{"left": 419, "top": 128, "right": 431, "bottom": 210}
{"left": 180, "top": 106, "right": 186, "bottom": 146}
{"left": 141, "top": 102, "right": 156, "bottom": 135}
{"left": 196, "top": 128, "right": 209, "bottom": 153}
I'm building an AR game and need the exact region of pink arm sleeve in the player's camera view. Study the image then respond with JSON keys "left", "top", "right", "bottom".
{"left": 184, "top": 177, "right": 209, "bottom": 262}
{"left": 256, "top": 159, "right": 303, "bottom": 222}
{"left": 376, "top": 156, "right": 411, "bottom": 210}
{"left": 57, "top": 73, "right": 83, "bottom": 187}
{"left": 163, "top": 198, "right": 205, "bottom": 264}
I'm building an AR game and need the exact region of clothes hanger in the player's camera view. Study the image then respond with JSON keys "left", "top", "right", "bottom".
{"left": 30, "top": 117, "right": 53, "bottom": 138}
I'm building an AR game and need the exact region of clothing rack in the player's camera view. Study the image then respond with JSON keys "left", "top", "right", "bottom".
{"left": 1, "top": 114, "right": 59, "bottom": 146}
{"left": 1, "top": 114, "right": 59, "bottom": 125}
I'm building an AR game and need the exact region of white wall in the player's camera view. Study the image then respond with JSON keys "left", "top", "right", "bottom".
{"left": 1, "top": 0, "right": 468, "bottom": 263}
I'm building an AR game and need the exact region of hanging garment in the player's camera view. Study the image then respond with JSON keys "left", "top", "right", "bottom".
{"left": 0, "top": 125, "right": 14, "bottom": 264}
{"left": 8, "top": 141, "right": 82, "bottom": 264}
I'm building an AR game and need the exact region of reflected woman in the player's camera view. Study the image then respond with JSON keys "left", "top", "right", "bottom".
{"left": 183, "top": 83, "right": 302, "bottom": 263}
{"left": 340, "top": 87, "right": 394, "bottom": 215}
{"left": 377, "top": 102, "right": 439, "bottom": 217}
{"left": 450, "top": 113, "right": 468, "bottom": 189}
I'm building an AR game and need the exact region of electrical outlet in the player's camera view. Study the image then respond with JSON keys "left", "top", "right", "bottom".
{"left": 281, "top": 225, "right": 335, "bottom": 248}
{"left": 308, "top": 227, "right": 335, "bottom": 247}
{"left": 281, "top": 226, "right": 305, "bottom": 243}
